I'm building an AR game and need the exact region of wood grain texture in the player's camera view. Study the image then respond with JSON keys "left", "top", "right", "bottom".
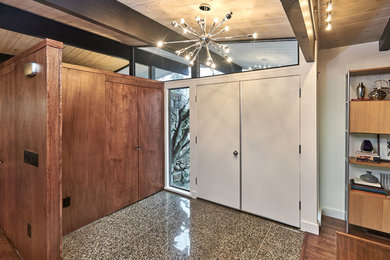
{"left": 349, "top": 189, "right": 390, "bottom": 233}
{"left": 44, "top": 44, "right": 62, "bottom": 260}
{"left": 336, "top": 232, "right": 390, "bottom": 260}
{"left": 350, "top": 101, "right": 390, "bottom": 134}
{"left": 0, "top": 230, "right": 20, "bottom": 260}
{"left": 62, "top": 67, "right": 106, "bottom": 235}
{"left": 317, "top": 0, "right": 390, "bottom": 49}
{"left": 138, "top": 87, "right": 164, "bottom": 199}
{"left": 0, "top": 64, "right": 16, "bottom": 244}
{"left": 105, "top": 82, "right": 139, "bottom": 214}
{"left": 349, "top": 157, "right": 390, "bottom": 169}
{"left": 301, "top": 216, "right": 346, "bottom": 260}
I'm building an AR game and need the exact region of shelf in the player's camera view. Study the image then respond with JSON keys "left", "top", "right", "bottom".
{"left": 350, "top": 67, "right": 390, "bottom": 76}
{"left": 349, "top": 157, "right": 390, "bottom": 169}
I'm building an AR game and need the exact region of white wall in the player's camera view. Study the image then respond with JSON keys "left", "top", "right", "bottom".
{"left": 165, "top": 48, "right": 319, "bottom": 234}
{"left": 318, "top": 41, "right": 390, "bottom": 220}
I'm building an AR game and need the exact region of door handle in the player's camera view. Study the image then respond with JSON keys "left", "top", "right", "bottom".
{"left": 233, "top": 151, "right": 238, "bottom": 157}
{"left": 135, "top": 147, "right": 142, "bottom": 151}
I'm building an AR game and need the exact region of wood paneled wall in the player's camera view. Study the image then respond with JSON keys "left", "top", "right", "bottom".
{"left": 0, "top": 39, "right": 62, "bottom": 260}
{"left": 62, "top": 64, "right": 164, "bottom": 235}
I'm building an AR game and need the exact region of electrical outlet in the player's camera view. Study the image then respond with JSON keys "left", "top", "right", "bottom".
{"left": 24, "top": 150, "right": 39, "bottom": 167}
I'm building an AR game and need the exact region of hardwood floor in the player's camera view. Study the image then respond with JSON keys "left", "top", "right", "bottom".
{"left": 0, "top": 230, "right": 19, "bottom": 260}
{"left": 301, "top": 215, "right": 346, "bottom": 259}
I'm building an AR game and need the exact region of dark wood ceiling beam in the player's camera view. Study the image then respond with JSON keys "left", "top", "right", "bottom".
{"left": 280, "top": 0, "right": 315, "bottom": 62}
{"left": 379, "top": 18, "right": 390, "bottom": 51}
{"left": 32, "top": 0, "right": 242, "bottom": 73}
{"left": 0, "top": 3, "right": 134, "bottom": 60}
{"left": 0, "top": 53, "right": 13, "bottom": 64}
{"left": 33, "top": 0, "right": 186, "bottom": 46}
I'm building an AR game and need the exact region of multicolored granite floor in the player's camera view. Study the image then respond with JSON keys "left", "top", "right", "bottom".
{"left": 63, "top": 191, "right": 304, "bottom": 260}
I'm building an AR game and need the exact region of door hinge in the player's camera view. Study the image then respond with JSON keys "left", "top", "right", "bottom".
{"left": 195, "top": 177, "right": 198, "bottom": 185}
{"left": 299, "top": 145, "right": 301, "bottom": 154}
{"left": 299, "top": 201, "right": 301, "bottom": 210}
{"left": 195, "top": 136, "right": 198, "bottom": 144}
{"left": 195, "top": 95, "right": 197, "bottom": 102}
{"left": 299, "top": 88, "right": 301, "bottom": 97}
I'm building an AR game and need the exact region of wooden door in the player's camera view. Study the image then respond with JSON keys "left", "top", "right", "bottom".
{"left": 0, "top": 65, "right": 16, "bottom": 240}
{"left": 138, "top": 87, "right": 164, "bottom": 199}
{"left": 241, "top": 76, "right": 300, "bottom": 227}
{"left": 62, "top": 68, "right": 106, "bottom": 235}
{"left": 105, "top": 82, "right": 139, "bottom": 214}
{"left": 196, "top": 82, "right": 241, "bottom": 209}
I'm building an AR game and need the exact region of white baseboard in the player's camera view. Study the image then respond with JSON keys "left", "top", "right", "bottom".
{"left": 301, "top": 220, "right": 319, "bottom": 235}
{"left": 321, "top": 207, "right": 345, "bottom": 220}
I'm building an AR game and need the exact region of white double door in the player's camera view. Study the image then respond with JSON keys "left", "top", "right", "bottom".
{"left": 196, "top": 76, "right": 300, "bottom": 227}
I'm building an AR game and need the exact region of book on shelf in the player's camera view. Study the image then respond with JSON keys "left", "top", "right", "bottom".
{"left": 350, "top": 179, "right": 388, "bottom": 196}
{"left": 351, "top": 177, "right": 382, "bottom": 188}
{"left": 355, "top": 151, "right": 380, "bottom": 163}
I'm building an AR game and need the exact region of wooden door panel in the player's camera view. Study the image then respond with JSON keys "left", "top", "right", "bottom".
{"left": 105, "top": 82, "right": 139, "bottom": 214}
{"left": 62, "top": 68, "right": 106, "bottom": 235}
{"left": 138, "top": 87, "right": 164, "bottom": 199}
{"left": 0, "top": 65, "right": 16, "bottom": 241}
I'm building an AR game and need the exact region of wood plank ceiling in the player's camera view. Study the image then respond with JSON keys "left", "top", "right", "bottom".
{"left": 0, "top": 29, "right": 129, "bottom": 72}
{"left": 118, "top": 0, "right": 295, "bottom": 40}
{"left": 316, "top": 0, "right": 390, "bottom": 49}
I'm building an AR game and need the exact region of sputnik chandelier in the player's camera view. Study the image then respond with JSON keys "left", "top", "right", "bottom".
{"left": 156, "top": 11, "right": 257, "bottom": 68}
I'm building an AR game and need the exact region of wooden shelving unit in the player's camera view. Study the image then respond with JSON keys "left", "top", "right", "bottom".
{"left": 349, "top": 157, "right": 390, "bottom": 169}
{"left": 345, "top": 66, "right": 390, "bottom": 234}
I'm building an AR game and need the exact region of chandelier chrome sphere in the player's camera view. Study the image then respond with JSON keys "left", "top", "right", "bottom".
{"left": 156, "top": 11, "right": 258, "bottom": 68}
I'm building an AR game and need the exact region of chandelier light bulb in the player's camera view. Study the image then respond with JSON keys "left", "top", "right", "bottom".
{"left": 224, "top": 26, "right": 230, "bottom": 32}
{"left": 326, "top": 22, "right": 332, "bottom": 31}
{"left": 157, "top": 41, "right": 164, "bottom": 48}
{"left": 226, "top": 57, "right": 232, "bottom": 63}
{"left": 185, "top": 55, "right": 190, "bottom": 60}
{"left": 253, "top": 32, "right": 258, "bottom": 39}
{"left": 214, "top": 18, "right": 219, "bottom": 23}
{"left": 211, "top": 63, "right": 216, "bottom": 69}
{"left": 196, "top": 16, "right": 201, "bottom": 21}
{"left": 171, "top": 21, "right": 178, "bottom": 27}
{"left": 206, "top": 61, "right": 211, "bottom": 66}
{"left": 183, "top": 28, "right": 188, "bottom": 34}
{"left": 325, "top": 12, "right": 331, "bottom": 22}
{"left": 189, "top": 60, "right": 194, "bottom": 66}
{"left": 180, "top": 18, "right": 185, "bottom": 24}
{"left": 175, "top": 50, "right": 181, "bottom": 55}
{"left": 223, "top": 45, "right": 230, "bottom": 53}
{"left": 326, "top": 2, "right": 332, "bottom": 12}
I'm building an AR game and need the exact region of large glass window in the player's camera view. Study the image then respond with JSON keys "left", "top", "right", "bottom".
{"left": 156, "top": 68, "right": 191, "bottom": 81}
{"left": 168, "top": 87, "right": 190, "bottom": 191}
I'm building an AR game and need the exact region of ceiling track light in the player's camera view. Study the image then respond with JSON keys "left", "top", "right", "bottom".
{"left": 320, "top": 1, "right": 333, "bottom": 31}
{"left": 156, "top": 10, "right": 257, "bottom": 68}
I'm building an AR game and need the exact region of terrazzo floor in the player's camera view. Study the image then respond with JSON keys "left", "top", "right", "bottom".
{"left": 63, "top": 191, "right": 304, "bottom": 260}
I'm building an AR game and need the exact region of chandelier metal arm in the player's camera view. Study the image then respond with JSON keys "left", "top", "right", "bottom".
{"left": 157, "top": 11, "right": 257, "bottom": 68}
{"left": 164, "top": 39, "right": 200, "bottom": 45}
{"left": 212, "top": 34, "right": 256, "bottom": 41}
{"left": 209, "top": 41, "right": 228, "bottom": 58}
{"left": 181, "top": 22, "right": 202, "bottom": 37}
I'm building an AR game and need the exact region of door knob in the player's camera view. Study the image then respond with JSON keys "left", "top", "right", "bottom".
{"left": 233, "top": 151, "right": 238, "bottom": 157}
{"left": 0, "top": 160, "right": 3, "bottom": 165}
{"left": 135, "top": 147, "right": 142, "bottom": 151}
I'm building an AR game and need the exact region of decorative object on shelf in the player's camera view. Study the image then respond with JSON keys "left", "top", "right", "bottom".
{"left": 356, "top": 82, "right": 366, "bottom": 99}
{"left": 361, "top": 140, "right": 373, "bottom": 152}
{"left": 156, "top": 4, "right": 257, "bottom": 68}
{"left": 360, "top": 171, "right": 379, "bottom": 183}
{"left": 380, "top": 173, "right": 390, "bottom": 193}
{"left": 368, "top": 80, "right": 389, "bottom": 100}
{"left": 379, "top": 135, "right": 390, "bottom": 161}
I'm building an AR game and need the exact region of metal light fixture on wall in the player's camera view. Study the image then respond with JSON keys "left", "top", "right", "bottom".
{"left": 156, "top": 10, "right": 257, "bottom": 68}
